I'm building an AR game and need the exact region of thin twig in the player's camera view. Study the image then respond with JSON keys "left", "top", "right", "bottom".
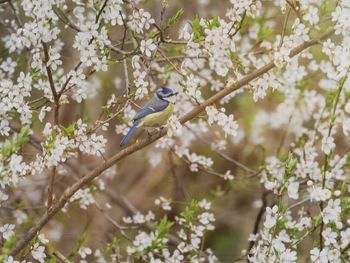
{"left": 95, "top": 0, "right": 109, "bottom": 23}
{"left": 53, "top": 7, "right": 81, "bottom": 32}
{"left": 285, "top": 0, "right": 304, "bottom": 22}
{"left": 279, "top": 7, "right": 291, "bottom": 47}
{"left": 42, "top": 42, "right": 59, "bottom": 123}
{"left": 94, "top": 202, "right": 132, "bottom": 241}
{"left": 229, "top": 11, "right": 246, "bottom": 36}
{"left": 168, "top": 151, "right": 189, "bottom": 201}
{"left": 185, "top": 125, "right": 257, "bottom": 175}
{"left": 8, "top": 0, "right": 23, "bottom": 27}
{"left": 320, "top": 65, "right": 350, "bottom": 249}
{"left": 155, "top": 55, "right": 208, "bottom": 62}
{"left": 287, "top": 197, "right": 310, "bottom": 211}
{"left": 123, "top": 59, "right": 130, "bottom": 96}
{"left": 120, "top": 10, "right": 128, "bottom": 50}
{"left": 52, "top": 251, "right": 72, "bottom": 263}
{"left": 247, "top": 191, "right": 269, "bottom": 254}
{"left": 42, "top": 42, "right": 60, "bottom": 211}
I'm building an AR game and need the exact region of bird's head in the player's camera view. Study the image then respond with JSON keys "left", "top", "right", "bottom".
{"left": 155, "top": 87, "right": 178, "bottom": 103}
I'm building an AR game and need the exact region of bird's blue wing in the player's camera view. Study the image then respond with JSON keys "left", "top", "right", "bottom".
{"left": 133, "top": 97, "right": 168, "bottom": 121}
{"left": 120, "top": 119, "right": 141, "bottom": 146}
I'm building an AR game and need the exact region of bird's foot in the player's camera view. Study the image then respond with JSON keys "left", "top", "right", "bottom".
{"left": 158, "top": 126, "right": 165, "bottom": 135}
{"left": 145, "top": 126, "right": 165, "bottom": 141}
{"left": 147, "top": 130, "right": 153, "bottom": 141}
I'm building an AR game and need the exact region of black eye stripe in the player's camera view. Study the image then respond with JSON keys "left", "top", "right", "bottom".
{"left": 163, "top": 92, "right": 177, "bottom": 98}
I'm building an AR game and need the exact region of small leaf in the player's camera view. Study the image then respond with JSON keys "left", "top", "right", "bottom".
{"left": 192, "top": 16, "right": 202, "bottom": 41}
{"left": 60, "top": 123, "right": 77, "bottom": 139}
{"left": 209, "top": 15, "right": 220, "bottom": 29}
{"left": 157, "top": 216, "right": 174, "bottom": 238}
{"left": 1, "top": 126, "right": 30, "bottom": 159}
{"left": 165, "top": 8, "right": 184, "bottom": 30}
{"left": 2, "top": 234, "right": 17, "bottom": 254}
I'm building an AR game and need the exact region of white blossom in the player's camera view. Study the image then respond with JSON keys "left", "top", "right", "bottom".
{"left": 140, "top": 39, "right": 157, "bottom": 57}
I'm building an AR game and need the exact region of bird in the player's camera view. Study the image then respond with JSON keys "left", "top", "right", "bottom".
{"left": 120, "top": 86, "right": 177, "bottom": 146}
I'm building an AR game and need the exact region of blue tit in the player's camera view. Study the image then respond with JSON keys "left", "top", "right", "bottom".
{"left": 120, "top": 87, "right": 177, "bottom": 146}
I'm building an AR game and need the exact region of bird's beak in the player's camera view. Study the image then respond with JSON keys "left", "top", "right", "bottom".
{"left": 166, "top": 92, "right": 178, "bottom": 103}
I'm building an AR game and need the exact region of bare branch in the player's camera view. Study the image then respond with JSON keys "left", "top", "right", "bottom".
{"left": 185, "top": 124, "right": 257, "bottom": 175}
{"left": 52, "top": 251, "right": 72, "bottom": 263}
{"left": 42, "top": 42, "right": 59, "bottom": 121}
{"left": 95, "top": 0, "right": 109, "bottom": 23}
{"left": 42, "top": 42, "right": 60, "bottom": 211}
{"left": 247, "top": 191, "right": 269, "bottom": 255}
{"left": 8, "top": 0, "right": 23, "bottom": 27}
{"left": 94, "top": 202, "right": 132, "bottom": 241}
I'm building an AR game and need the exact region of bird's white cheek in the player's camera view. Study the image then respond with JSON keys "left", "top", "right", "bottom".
{"left": 166, "top": 96, "right": 176, "bottom": 104}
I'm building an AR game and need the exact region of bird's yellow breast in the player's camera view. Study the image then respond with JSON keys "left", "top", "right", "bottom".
{"left": 140, "top": 103, "right": 174, "bottom": 127}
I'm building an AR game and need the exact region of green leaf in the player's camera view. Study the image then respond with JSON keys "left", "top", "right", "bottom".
{"left": 341, "top": 198, "right": 350, "bottom": 216}
{"left": 192, "top": 16, "right": 202, "bottom": 42}
{"left": 5, "top": 109, "right": 20, "bottom": 119}
{"left": 1, "top": 140, "right": 12, "bottom": 159}
{"left": 285, "top": 152, "right": 297, "bottom": 176}
{"left": 296, "top": 78, "right": 309, "bottom": 92}
{"left": 258, "top": 26, "right": 274, "bottom": 39}
{"left": 60, "top": 123, "right": 77, "bottom": 139}
{"left": 313, "top": 215, "right": 322, "bottom": 225}
{"left": 107, "top": 59, "right": 120, "bottom": 65}
{"left": 30, "top": 67, "right": 41, "bottom": 77}
{"left": 325, "top": 90, "right": 337, "bottom": 110}
{"left": 209, "top": 15, "right": 220, "bottom": 29}
{"left": 1, "top": 234, "right": 17, "bottom": 255}
{"left": 89, "top": 185, "right": 98, "bottom": 195}
{"left": 342, "top": 153, "right": 350, "bottom": 169}
{"left": 279, "top": 201, "right": 289, "bottom": 214}
{"left": 180, "top": 200, "right": 199, "bottom": 226}
{"left": 101, "top": 105, "right": 113, "bottom": 118}
{"left": 156, "top": 216, "right": 174, "bottom": 238}
{"left": 43, "top": 129, "right": 57, "bottom": 151}
{"left": 210, "top": 185, "right": 225, "bottom": 197}
{"left": 319, "top": 0, "right": 336, "bottom": 17}
{"left": 165, "top": 8, "right": 184, "bottom": 30}
{"left": 1, "top": 126, "right": 31, "bottom": 159}
{"left": 276, "top": 218, "right": 287, "bottom": 228}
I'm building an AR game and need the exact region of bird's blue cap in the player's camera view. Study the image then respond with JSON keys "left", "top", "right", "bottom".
{"left": 160, "top": 87, "right": 173, "bottom": 95}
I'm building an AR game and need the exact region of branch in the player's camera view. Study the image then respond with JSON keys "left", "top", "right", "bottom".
{"left": 52, "top": 251, "right": 72, "bottom": 263}
{"left": 319, "top": 65, "right": 350, "bottom": 250}
{"left": 42, "top": 42, "right": 60, "bottom": 211}
{"left": 185, "top": 124, "right": 257, "bottom": 175}
{"left": 10, "top": 30, "right": 334, "bottom": 257}
{"left": 8, "top": 0, "right": 23, "bottom": 27}
{"left": 42, "top": 42, "right": 59, "bottom": 122}
{"left": 285, "top": 0, "right": 304, "bottom": 22}
{"left": 247, "top": 191, "right": 269, "bottom": 254}
{"left": 94, "top": 202, "right": 132, "bottom": 241}
{"left": 95, "top": 0, "right": 109, "bottom": 23}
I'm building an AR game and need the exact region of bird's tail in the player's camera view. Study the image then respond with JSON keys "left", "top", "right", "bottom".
{"left": 120, "top": 119, "right": 141, "bottom": 147}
